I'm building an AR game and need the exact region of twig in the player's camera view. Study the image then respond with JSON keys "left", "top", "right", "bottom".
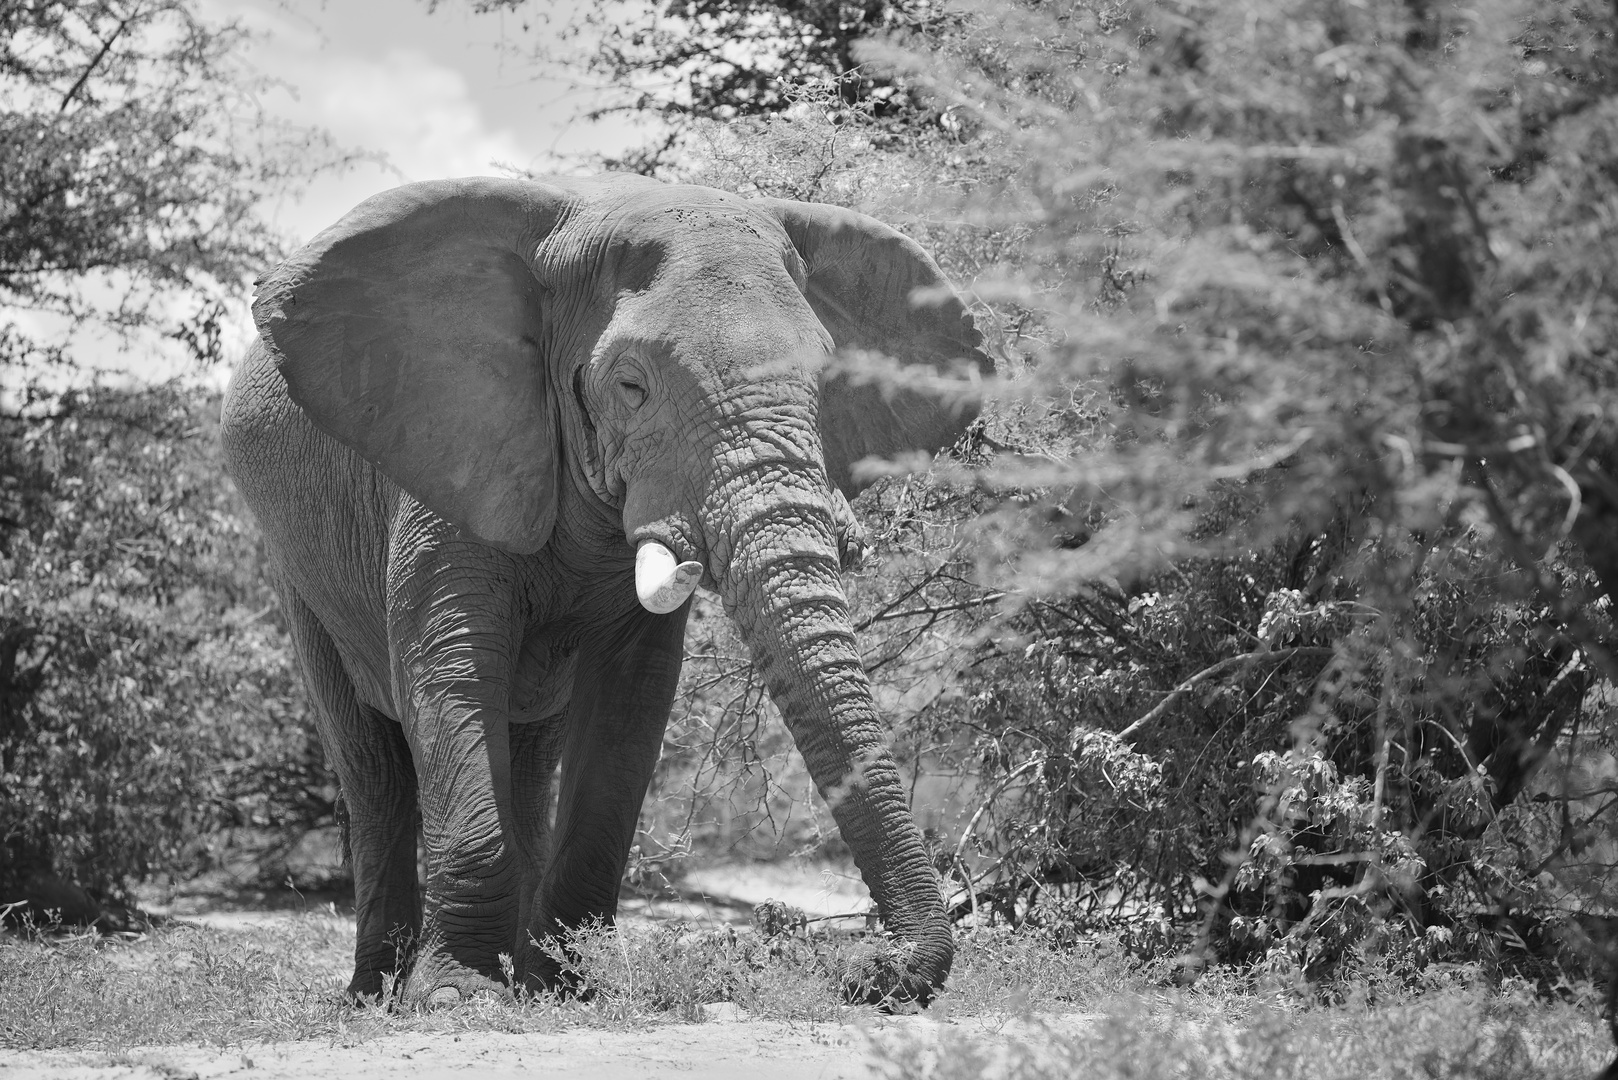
{"left": 955, "top": 855, "right": 980, "bottom": 927}
{"left": 60, "top": 15, "right": 133, "bottom": 114}
{"left": 1117, "top": 647, "right": 1335, "bottom": 742}
{"left": 1332, "top": 200, "right": 1394, "bottom": 315}
{"left": 1419, "top": 716, "right": 1477, "bottom": 772}
{"left": 952, "top": 756, "right": 1042, "bottom": 871}
{"left": 802, "top": 910, "right": 868, "bottom": 925}
{"left": 1206, "top": 427, "right": 1315, "bottom": 481}
{"left": 856, "top": 593, "right": 1005, "bottom": 629}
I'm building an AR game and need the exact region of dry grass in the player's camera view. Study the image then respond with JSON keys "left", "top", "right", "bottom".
{"left": 0, "top": 912, "right": 1137, "bottom": 1051}
{"left": 0, "top": 913, "right": 355, "bottom": 1049}
{"left": 4, "top": 909, "right": 1614, "bottom": 1080}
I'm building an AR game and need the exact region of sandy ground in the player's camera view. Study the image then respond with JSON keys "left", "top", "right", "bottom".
{"left": 0, "top": 1014, "right": 1088, "bottom": 1080}
{"left": 142, "top": 860, "right": 873, "bottom": 933}
{"left": 0, "top": 1022, "right": 876, "bottom": 1080}
{"left": 7, "top": 864, "right": 1082, "bottom": 1080}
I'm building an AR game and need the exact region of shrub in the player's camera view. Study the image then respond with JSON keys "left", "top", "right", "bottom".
{"left": 0, "top": 385, "right": 326, "bottom": 910}
{"left": 630, "top": 0, "right": 1618, "bottom": 991}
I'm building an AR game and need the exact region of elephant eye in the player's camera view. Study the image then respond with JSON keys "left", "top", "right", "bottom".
{"left": 617, "top": 379, "right": 648, "bottom": 409}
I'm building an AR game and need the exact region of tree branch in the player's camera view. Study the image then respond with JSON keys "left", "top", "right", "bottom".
{"left": 59, "top": 15, "right": 133, "bottom": 115}
{"left": 1117, "top": 647, "right": 1336, "bottom": 742}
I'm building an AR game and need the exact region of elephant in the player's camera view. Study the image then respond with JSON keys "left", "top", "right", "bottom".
{"left": 220, "top": 173, "right": 990, "bottom": 1005}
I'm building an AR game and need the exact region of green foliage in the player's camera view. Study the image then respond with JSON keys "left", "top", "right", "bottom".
{"left": 465, "top": 0, "right": 969, "bottom": 170}
{"left": 1, "top": 0, "right": 347, "bottom": 908}
{"left": 1, "top": 0, "right": 349, "bottom": 388}
{"left": 872, "top": 0, "right": 1618, "bottom": 984}
{"left": 0, "top": 386, "right": 325, "bottom": 905}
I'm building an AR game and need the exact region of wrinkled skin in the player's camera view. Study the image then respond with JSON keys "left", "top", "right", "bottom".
{"left": 221, "top": 174, "right": 989, "bottom": 1005}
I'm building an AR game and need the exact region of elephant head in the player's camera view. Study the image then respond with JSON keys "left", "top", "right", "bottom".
{"left": 250, "top": 174, "right": 989, "bottom": 999}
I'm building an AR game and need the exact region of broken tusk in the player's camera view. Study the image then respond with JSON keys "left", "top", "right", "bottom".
{"left": 635, "top": 541, "right": 703, "bottom": 614}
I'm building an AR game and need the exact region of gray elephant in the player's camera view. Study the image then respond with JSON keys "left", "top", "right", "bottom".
{"left": 221, "top": 173, "right": 989, "bottom": 1004}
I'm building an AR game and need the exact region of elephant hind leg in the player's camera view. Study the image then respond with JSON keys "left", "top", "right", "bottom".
{"left": 281, "top": 587, "right": 421, "bottom": 999}
{"left": 509, "top": 718, "right": 564, "bottom": 961}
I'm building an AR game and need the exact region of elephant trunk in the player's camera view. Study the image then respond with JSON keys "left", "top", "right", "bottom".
{"left": 708, "top": 487, "right": 954, "bottom": 998}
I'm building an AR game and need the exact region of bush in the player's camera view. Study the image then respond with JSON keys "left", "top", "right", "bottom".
{"left": 627, "top": 0, "right": 1618, "bottom": 992}
{"left": 0, "top": 385, "right": 326, "bottom": 910}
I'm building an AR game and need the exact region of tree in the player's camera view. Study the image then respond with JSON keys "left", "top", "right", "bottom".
{"left": 0, "top": 387, "right": 324, "bottom": 916}
{"left": 465, "top": 0, "right": 958, "bottom": 168}
{"left": 1, "top": 0, "right": 342, "bottom": 915}
{"left": 629, "top": 0, "right": 1618, "bottom": 986}
{"left": 1, "top": 0, "right": 344, "bottom": 397}
{"left": 846, "top": 0, "right": 1618, "bottom": 980}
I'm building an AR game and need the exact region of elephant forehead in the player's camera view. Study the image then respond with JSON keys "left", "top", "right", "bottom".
{"left": 553, "top": 187, "right": 792, "bottom": 276}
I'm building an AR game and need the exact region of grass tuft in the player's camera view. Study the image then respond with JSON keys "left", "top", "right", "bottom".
{"left": 0, "top": 914, "right": 353, "bottom": 1049}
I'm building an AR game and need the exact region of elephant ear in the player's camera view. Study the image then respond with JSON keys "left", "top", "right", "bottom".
{"left": 252, "top": 178, "right": 567, "bottom": 554}
{"left": 755, "top": 198, "right": 993, "bottom": 497}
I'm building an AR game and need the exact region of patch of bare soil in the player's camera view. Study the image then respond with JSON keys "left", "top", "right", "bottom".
{"left": 133, "top": 858, "right": 872, "bottom": 931}
{"left": 0, "top": 1021, "right": 870, "bottom": 1080}
{"left": 622, "top": 860, "right": 873, "bottom": 926}
{"left": 0, "top": 1015, "right": 1090, "bottom": 1080}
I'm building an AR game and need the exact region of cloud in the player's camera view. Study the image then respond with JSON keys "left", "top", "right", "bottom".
{"left": 272, "top": 49, "right": 538, "bottom": 245}
{"left": 223, "top": 0, "right": 543, "bottom": 244}
{"left": 317, "top": 50, "right": 533, "bottom": 177}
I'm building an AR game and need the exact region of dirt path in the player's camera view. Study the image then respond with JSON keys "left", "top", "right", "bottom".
{"left": 2, "top": 1023, "right": 868, "bottom": 1080}
{"left": 0, "top": 1015, "right": 1085, "bottom": 1080}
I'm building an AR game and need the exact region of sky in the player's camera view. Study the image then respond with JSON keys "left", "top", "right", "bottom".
{"left": 210, "top": 0, "right": 648, "bottom": 246}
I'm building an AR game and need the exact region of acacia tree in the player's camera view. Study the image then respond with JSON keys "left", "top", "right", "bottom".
{"left": 464, "top": 0, "right": 960, "bottom": 168}
{"left": 840, "top": 0, "right": 1618, "bottom": 979}
{"left": 1, "top": 0, "right": 343, "bottom": 395}
{"left": 618, "top": 0, "right": 1618, "bottom": 985}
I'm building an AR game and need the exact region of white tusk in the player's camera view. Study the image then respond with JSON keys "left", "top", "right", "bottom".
{"left": 635, "top": 541, "right": 703, "bottom": 614}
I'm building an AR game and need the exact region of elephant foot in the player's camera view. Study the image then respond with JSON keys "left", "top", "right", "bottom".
{"left": 344, "top": 964, "right": 407, "bottom": 1006}
{"left": 514, "top": 930, "right": 594, "bottom": 999}
{"left": 401, "top": 953, "right": 508, "bottom": 1008}
{"left": 423, "top": 985, "right": 506, "bottom": 1008}
{"left": 838, "top": 940, "right": 940, "bottom": 1010}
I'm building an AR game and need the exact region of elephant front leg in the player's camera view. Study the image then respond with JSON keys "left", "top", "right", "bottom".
{"left": 518, "top": 606, "right": 689, "bottom": 989}
{"left": 387, "top": 544, "right": 526, "bottom": 1004}
{"left": 402, "top": 702, "right": 520, "bottom": 1005}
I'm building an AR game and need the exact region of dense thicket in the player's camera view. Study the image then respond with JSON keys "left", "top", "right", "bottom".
{"left": 572, "top": 0, "right": 1618, "bottom": 985}
{"left": 908, "top": 0, "right": 1618, "bottom": 983}
{"left": 0, "top": 388, "right": 326, "bottom": 910}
